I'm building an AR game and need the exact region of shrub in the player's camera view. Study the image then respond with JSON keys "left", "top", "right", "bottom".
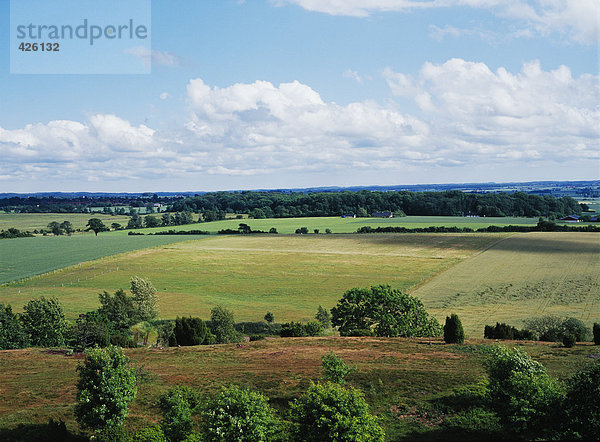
{"left": 485, "top": 346, "right": 563, "bottom": 437}
{"left": 562, "top": 333, "right": 576, "bottom": 348}
{"left": 564, "top": 361, "right": 600, "bottom": 439}
{"left": 290, "top": 382, "right": 384, "bottom": 442}
{"left": 484, "top": 322, "right": 534, "bottom": 340}
{"left": 321, "top": 351, "right": 352, "bottom": 384}
{"left": 280, "top": 321, "right": 324, "bottom": 337}
{"left": 171, "top": 317, "right": 213, "bottom": 346}
{"left": 315, "top": 305, "right": 331, "bottom": 329}
{"left": 441, "top": 407, "right": 502, "bottom": 436}
{"left": 341, "top": 328, "right": 374, "bottom": 337}
{"left": 75, "top": 346, "right": 137, "bottom": 433}
{"left": 158, "top": 386, "right": 200, "bottom": 442}
{"left": 66, "top": 317, "right": 110, "bottom": 350}
{"left": 235, "top": 321, "right": 281, "bottom": 335}
{"left": 133, "top": 424, "right": 168, "bottom": 442}
{"left": 202, "top": 385, "right": 279, "bottom": 441}
{"left": 210, "top": 306, "right": 242, "bottom": 344}
{"left": 594, "top": 323, "right": 600, "bottom": 345}
{"left": 20, "top": 297, "right": 67, "bottom": 347}
{"left": 524, "top": 316, "right": 588, "bottom": 342}
{"left": 130, "top": 277, "right": 159, "bottom": 321}
{"left": 0, "top": 303, "right": 29, "bottom": 349}
{"left": 325, "top": 228, "right": 332, "bottom": 234}
{"left": 444, "top": 313, "right": 465, "bottom": 344}
{"left": 331, "top": 285, "right": 441, "bottom": 338}
{"left": 562, "top": 317, "right": 589, "bottom": 342}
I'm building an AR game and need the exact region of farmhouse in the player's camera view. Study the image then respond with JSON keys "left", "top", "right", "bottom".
{"left": 372, "top": 211, "right": 393, "bottom": 218}
{"left": 560, "top": 215, "right": 582, "bottom": 222}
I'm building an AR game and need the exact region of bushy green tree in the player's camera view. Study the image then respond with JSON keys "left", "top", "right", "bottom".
{"left": 202, "top": 385, "right": 279, "bottom": 442}
{"left": 66, "top": 314, "right": 110, "bottom": 350}
{"left": 159, "top": 386, "right": 200, "bottom": 441}
{"left": 86, "top": 218, "right": 109, "bottom": 235}
{"left": 20, "top": 297, "right": 67, "bottom": 347}
{"left": 321, "top": 351, "right": 352, "bottom": 384}
{"left": 144, "top": 215, "right": 161, "bottom": 228}
{"left": 47, "top": 221, "right": 63, "bottom": 235}
{"left": 130, "top": 276, "right": 159, "bottom": 321}
{"left": 315, "top": 305, "right": 331, "bottom": 329}
{"left": 594, "top": 322, "right": 600, "bottom": 345}
{"left": 331, "top": 285, "right": 441, "bottom": 337}
{"left": 290, "top": 382, "right": 384, "bottom": 442}
{"left": 60, "top": 220, "right": 74, "bottom": 235}
{"left": 264, "top": 311, "right": 274, "bottom": 323}
{"left": 171, "top": 317, "right": 213, "bottom": 346}
{"left": 0, "top": 303, "right": 29, "bottom": 349}
{"left": 564, "top": 361, "right": 600, "bottom": 439}
{"left": 133, "top": 424, "right": 168, "bottom": 442}
{"left": 485, "top": 346, "right": 563, "bottom": 437}
{"left": 444, "top": 313, "right": 465, "bottom": 344}
{"left": 210, "top": 306, "right": 242, "bottom": 344}
{"left": 98, "top": 289, "right": 138, "bottom": 333}
{"left": 75, "top": 346, "right": 137, "bottom": 433}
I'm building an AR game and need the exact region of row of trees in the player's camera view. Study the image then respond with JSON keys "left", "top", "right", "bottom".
{"left": 172, "top": 190, "right": 582, "bottom": 218}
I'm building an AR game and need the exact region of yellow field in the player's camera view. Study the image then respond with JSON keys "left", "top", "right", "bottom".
{"left": 412, "top": 232, "right": 600, "bottom": 336}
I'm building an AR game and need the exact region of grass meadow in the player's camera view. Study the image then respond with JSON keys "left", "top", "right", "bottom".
{"left": 412, "top": 232, "right": 600, "bottom": 336}
{"left": 0, "top": 213, "right": 131, "bottom": 232}
{"left": 0, "top": 233, "right": 499, "bottom": 320}
{"left": 1, "top": 337, "right": 598, "bottom": 440}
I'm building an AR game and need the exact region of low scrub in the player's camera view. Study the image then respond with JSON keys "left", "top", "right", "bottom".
{"left": 484, "top": 322, "right": 535, "bottom": 340}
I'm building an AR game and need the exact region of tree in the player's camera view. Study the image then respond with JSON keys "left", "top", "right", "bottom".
{"left": 75, "top": 346, "right": 137, "bottom": 433}
{"left": 485, "top": 346, "right": 563, "bottom": 437}
{"left": 331, "top": 285, "right": 441, "bottom": 337}
{"left": 594, "top": 323, "right": 600, "bottom": 345}
{"left": 60, "top": 220, "right": 74, "bottom": 235}
{"left": 444, "top": 313, "right": 465, "bottom": 344}
{"left": 86, "top": 218, "right": 108, "bottom": 236}
{"left": 20, "top": 297, "right": 67, "bottom": 347}
{"left": 202, "top": 385, "right": 279, "bottom": 441}
{"left": 111, "top": 222, "right": 122, "bottom": 231}
{"left": 144, "top": 215, "right": 160, "bottom": 228}
{"left": 126, "top": 213, "right": 143, "bottom": 229}
{"left": 67, "top": 314, "right": 110, "bottom": 350}
{"left": 290, "top": 382, "right": 384, "bottom": 442}
{"left": 0, "top": 303, "right": 29, "bottom": 349}
{"left": 98, "top": 289, "right": 138, "bottom": 333}
{"left": 130, "top": 276, "right": 159, "bottom": 321}
{"left": 47, "top": 221, "right": 63, "bottom": 235}
{"left": 564, "top": 360, "right": 600, "bottom": 439}
{"left": 210, "top": 306, "right": 242, "bottom": 344}
{"left": 171, "top": 317, "right": 213, "bottom": 346}
{"left": 321, "top": 351, "right": 352, "bottom": 384}
{"left": 264, "top": 311, "right": 274, "bottom": 323}
{"left": 315, "top": 305, "right": 331, "bottom": 329}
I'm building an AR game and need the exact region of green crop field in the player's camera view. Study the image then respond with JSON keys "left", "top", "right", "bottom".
{"left": 0, "top": 338, "right": 598, "bottom": 440}
{"left": 0, "top": 233, "right": 501, "bottom": 319}
{"left": 0, "top": 234, "right": 210, "bottom": 285}
{"left": 119, "top": 215, "right": 538, "bottom": 235}
{"left": 412, "top": 232, "right": 600, "bottom": 336}
{"left": 0, "top": 213, "right": 131, "bottom": 232}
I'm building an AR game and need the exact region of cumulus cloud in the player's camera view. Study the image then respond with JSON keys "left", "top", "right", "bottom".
{"left": 1, "top": 64, "right": 598, "bottom": 186}
{"left": 343, "top": 69, "right": 364, "bottom": 84}
{"left": 384, "top": 58, "right": 599, "bottom": 162}
{"left": 272, "top": 0, "right": 599, "bottom": 44}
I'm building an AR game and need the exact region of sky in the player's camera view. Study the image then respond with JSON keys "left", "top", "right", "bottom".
{"left": 0, "top": 0, "right": 599, "bottom": 193}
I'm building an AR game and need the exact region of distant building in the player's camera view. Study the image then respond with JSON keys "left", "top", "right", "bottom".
{"left": 560, "top": 215, "right": 581, "bottom": 222}
{"left": 371, "top": 211, "right": 393, "bottom": 218}
{"left": 341, "top": 214, "right": 356, "bottom": 218}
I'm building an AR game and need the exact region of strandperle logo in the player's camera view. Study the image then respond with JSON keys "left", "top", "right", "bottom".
{"left": 15, "top": 19, "right": 149, "bottom": 46}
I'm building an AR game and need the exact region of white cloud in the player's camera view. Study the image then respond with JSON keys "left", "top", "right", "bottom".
{"left": 343, "top": 69, "right": 364, "bottom": 84}
{"left": 272, "top": 0, "right": 600, "bottom": 44}
{"left": 1, "top": 63, "right": 598, "bottom": 187}
{"left": 160, "top": 92, "right": 170, "bottom": 100}
{"left": 125, "top": 47, "right": 183, "bottom": 67}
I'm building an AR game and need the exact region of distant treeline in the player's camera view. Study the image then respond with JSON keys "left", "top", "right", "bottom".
{"left": 357, "top": 220, "right": 600, "bottom": 234}
{"left": 172, "top": 190, "right": 582, "bottom": 218}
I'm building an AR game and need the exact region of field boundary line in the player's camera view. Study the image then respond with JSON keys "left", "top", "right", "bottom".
{"left": 407, "top": 233, "right": 518, "bottom": 294}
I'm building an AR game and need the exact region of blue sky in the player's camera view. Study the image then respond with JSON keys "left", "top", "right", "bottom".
{"left": 0, "top": 0, "right": 598, "bottom": 192}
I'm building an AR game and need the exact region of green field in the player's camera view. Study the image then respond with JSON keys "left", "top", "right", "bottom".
{"left": 0, "top": 233, "right": 501, "bottom": 319}
{"left": 0, "top": 234, "right": 209, "bottom": 284}
{"left": 412, "top": 232, "right": 600, "bottom": 335}
{"left": 0, "top": 213, "right": 131, "bottom": 232}
{"left": 121, "top": 215, "right": 538, "bottom": 235}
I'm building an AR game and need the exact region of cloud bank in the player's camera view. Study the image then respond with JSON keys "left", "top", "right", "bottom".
{"left": 0, "top": 59, "right": 597, "bottom": 187}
